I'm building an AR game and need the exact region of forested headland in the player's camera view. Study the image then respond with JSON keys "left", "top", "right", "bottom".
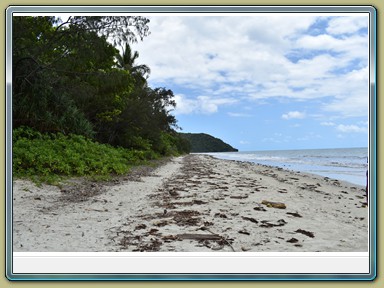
{"left": 12, "top": 16, "right": 190, "bottom": 183}
{"left": 179, "top": 133, "right": 238, "bottom": 153}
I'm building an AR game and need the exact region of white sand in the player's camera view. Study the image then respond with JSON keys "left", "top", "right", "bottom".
{"left": 12, "top": 154, "right": 368, "bottom": 252}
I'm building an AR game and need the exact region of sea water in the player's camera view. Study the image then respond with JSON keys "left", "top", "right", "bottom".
{"left": 204, "top": 147, "right": 368, "bottom": 186}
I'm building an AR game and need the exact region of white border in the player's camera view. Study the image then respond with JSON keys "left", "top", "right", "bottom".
{"left": 14, "top": 252, "right": 369, "bottom": 274}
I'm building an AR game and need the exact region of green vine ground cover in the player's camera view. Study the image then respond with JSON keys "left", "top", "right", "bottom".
{"left": 12, "top": 127, "right": 162, "bottom": 185}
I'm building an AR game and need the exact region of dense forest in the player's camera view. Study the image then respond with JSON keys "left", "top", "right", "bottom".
{"left": 12, "top": 16, "right": 190, "bottom": 183}
{"left": 180, "top": 133, "right": 238, "bottom": 153}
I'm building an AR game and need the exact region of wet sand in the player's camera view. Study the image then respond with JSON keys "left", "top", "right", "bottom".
{"left": 12, "top": 154, "right": 368, "bottom": 252}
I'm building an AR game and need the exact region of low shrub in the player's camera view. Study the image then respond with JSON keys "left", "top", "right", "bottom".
{"left": 12, "top": 127, "right": 161, "bottom": 184}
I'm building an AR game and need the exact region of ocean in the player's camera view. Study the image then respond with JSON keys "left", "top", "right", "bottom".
{"left": 204, "top": 147, "right": 368, "bottom": 186}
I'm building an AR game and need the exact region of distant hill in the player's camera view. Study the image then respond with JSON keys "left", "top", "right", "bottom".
{"left": 179, "top": 133, "right": 238, "bottom": 153}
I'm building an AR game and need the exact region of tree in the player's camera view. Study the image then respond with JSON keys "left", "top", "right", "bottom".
{"left": 115, "top": 43, "right": 151, "bottom": 85}
{"left": 64, "top": 16, "right": 150, "bottom": 46}
{"left": 12, "top": 16, "right": 190, "bottom": 156}
{"left": 12, "top": 16, "right": 121, "bottom": 136}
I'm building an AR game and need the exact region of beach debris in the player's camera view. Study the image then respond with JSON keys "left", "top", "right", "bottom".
{"left": 168, "top": 210, "right": 201, "bottom": 226}
{"left": 241, "top": 216, "right": 258, "bottom": 224}
{"left": 162, "top": 235, "right": 180, "bottom": 242}
{"left": 164, "top": 199, "right": 208, "bottom": 207}
{"left": 134, "top": 238, "right": 163, "bottom": 252}
{"left": 286, "top": 212, "right": 302, "bottom": 218}
{"left": 214, "top": 212, "right": 228, "bottom": 219}
{"left": 235, "top": 184, "right": 250, "bottom": 188}
{"left": 119, "top": 232, "right": 164, "bottom": 252}
{"left": 197, "top": 240, "right": 224, "bottom": 251}
{"left": 192, "top": 199, "right": 207, "bottom": 205}
{"left": 60, "top": 181, "right": 105, "bottom": 202}
{"left": 134, "top": 224, "right": 147, "bottom": 230}
{"left": 261, "top": 200, "right": 286, "bottom": 209}
{"left": 295, "top": 229, "right": 315, "bottom": 238}
{"left": 198, "top": 226, "right": 236, "bottom": 252}
{"left": 178, "top": 233, "right": 235, "bottom": 252}
{"left": 260, "top": 219, "right": 287, "bottom": 228}
{"left": 168, "top": 188, "right": 179, "bottom": 197}
{"left": 241, "top": 246, "right": 251, "bottom": 251}
{"left": 332, "top": 180, "right": 341, "bottom": 186}
{"left": 230, "top": 194, "right": 249, "bottom": 199}
{"left": 299, "top": 183, "right": 318, "bottom": 191}
{"left": 148, "top": 228, "right": 159, "bottom": 235}
{"left": 175, "top": 217, "right": 200, "bottom": 226}
{"left": 85, "top": 208, "right": 108, "bottom": 212}
{"left": 238, "top": 230, "right": 251, "bottom": 235}
{"left": 286, "top": 238, "right": 299, "bottom": 243}
{"left": 277, "top": 189, "right": 288, "bottom": 193}
{"left": 163, "top": 203, "right": 177, "bottom": 209}
{"left": 178, "top": 234, "right": 222, "bottom": 241}
{"left": 153, "top": 220, "right": 169, "bottom": 227}
{"left": 253, "top": 205, "right": 267, "bottom": 212}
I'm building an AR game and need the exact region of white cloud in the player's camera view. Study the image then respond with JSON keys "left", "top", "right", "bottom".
{"left": 282, "top": 111, "right": 306, "bottom": 120}
{"left": 173, "top": 94, "right": 236, "bottom": 115}
{"left": 336, "top": 124, "right": 367, "bottom": 133}
{"left": 228, "top": 112, "right": 253, "bottom": 118}
{"left": 326, "top": 16, "right": 368, "bottom": 35}
{"left": 320, "top": 122, "right": 335, "bottom": 126}
{"left": 198, "top": 96, "right": 237, "bottom": 114}
{"left": 131, "top": 15, "right": 369, "bottom": 120}
{"left": 296, "top": 34, "right": 340, "bottom": 50}
{"left": 133, "top": 15, "right": 318, "bottom": 90}
{"left": 173, "top": 94, "right": 199, "bottom": 115}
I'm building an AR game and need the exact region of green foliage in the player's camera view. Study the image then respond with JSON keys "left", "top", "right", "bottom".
{"left": 13, "top": 72, "right": 95, "bottom": 137}
{"left": 13, "top": 16, "right": 116, "bottom": 137}
{"left": 152, "top": 132, "right": 190, "bottom": 156}
{"left": 68, "top": 16, "right": 150, "bottom": 46}
{"left": 180, "top": 133, "right": 238, "bottom": 153}
{"left": 12, "top": 16, "right": 190, "bottom": 184}
{"left": 12, "top": 127, "right": 158, "bottom": 184}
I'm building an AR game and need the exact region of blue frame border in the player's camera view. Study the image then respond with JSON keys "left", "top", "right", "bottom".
{"left": 5, "top": 5, "right": 377, "bottom": 281}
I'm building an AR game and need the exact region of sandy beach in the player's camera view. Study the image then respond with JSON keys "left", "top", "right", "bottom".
{"left": 12, "top": 154, "right": 368, "bottom": 252}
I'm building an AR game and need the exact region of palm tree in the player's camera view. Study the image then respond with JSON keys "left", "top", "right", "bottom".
{"left": 115, "top": 43, "right": 150, "bottom": 86}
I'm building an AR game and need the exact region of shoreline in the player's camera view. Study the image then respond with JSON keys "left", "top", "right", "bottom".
{"left": 214, "top": 156, "right": 366, "bottom": 190}
{"left": 12, "top": 154, "right": 368, "bottom": 252}
{"left": 201, "top": 148, "right": 368, "bottom": 187}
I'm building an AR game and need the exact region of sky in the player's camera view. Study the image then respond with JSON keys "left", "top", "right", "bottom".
{"left": 131, "top": 14, "right": 370, "bottom": 151}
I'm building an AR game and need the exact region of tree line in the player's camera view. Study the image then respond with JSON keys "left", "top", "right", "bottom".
{"left": 12, "top": 16, "right": 190, "bottom": 156}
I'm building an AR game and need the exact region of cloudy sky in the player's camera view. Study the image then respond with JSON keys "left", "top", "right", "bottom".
{"left": 131, "top": 13, "right": 370, "bottom": 151}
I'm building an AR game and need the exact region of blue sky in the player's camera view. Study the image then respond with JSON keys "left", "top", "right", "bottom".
{"left": 131, "top": 14, "right": 370, "bottom": 151}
